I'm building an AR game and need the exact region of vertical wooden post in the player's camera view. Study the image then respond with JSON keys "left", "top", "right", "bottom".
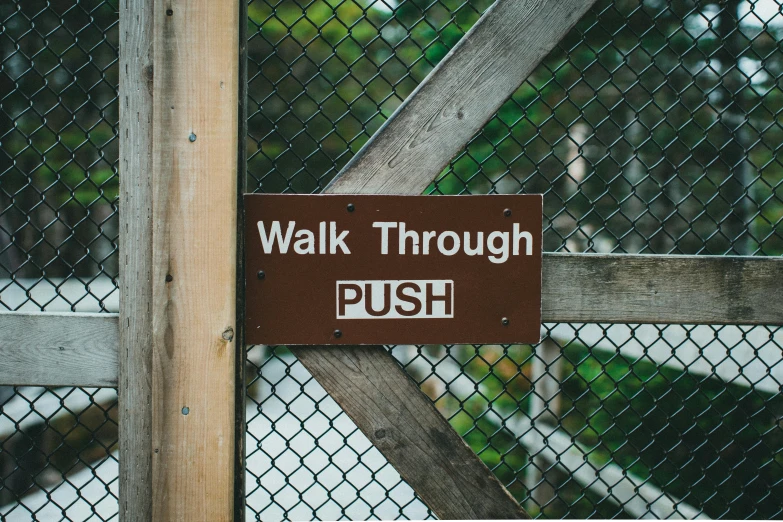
{"left": 119, "top": 0, "right": 154, "bottom": 519}
{"left": 119, "top": 0, "right": 240, "bottom": 519}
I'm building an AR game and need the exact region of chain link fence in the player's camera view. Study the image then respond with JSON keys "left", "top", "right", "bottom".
{"left": 1, "top": 0, "right": 781, "bottom": 520}
{"left": 244, "top": 0, "right": 782, "bottom": 519}
{"left": 0, "top": 0, "right": 119, "bottom": 519}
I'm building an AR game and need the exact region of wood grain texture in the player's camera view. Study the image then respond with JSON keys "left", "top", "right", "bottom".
{"left": 118, "top": 0, "right": 155, "bottom": 518}
{"left": 149, "top": 0, "right": 239, "bottom": 519}
{"left": 542, "top": 254, "right": 783, "bottom": 325}
{"left": 0, "top": 312, "right": 118, "bottom": 386}
{"left": 294, "top": 345, "right": 531, "bottom": 519}
{"left": 326, "top": 0, "right": 598, "bottom": 196}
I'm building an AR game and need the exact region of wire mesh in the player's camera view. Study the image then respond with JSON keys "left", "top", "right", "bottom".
{"left": 0, "top": 0, "right": 781, "bottom": 520}
{"left": 0, "top": 0, "right": 119, "bottom": 313}
{"left": 245, "top": 0, "right": 782, "bottom": 520}
{"left": 0, "top": 0, "right": 119, "bottom": 520}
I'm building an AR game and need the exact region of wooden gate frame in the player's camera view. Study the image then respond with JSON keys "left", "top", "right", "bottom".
{"left": 1, "top": 0, "right": 782, "bottom": 519}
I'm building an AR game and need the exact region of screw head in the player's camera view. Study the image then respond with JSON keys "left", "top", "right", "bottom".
{"left": 257, "top": 270, "right": 265, "bottom": 280}
{"left": 166, "top": 8, "right": 173, "bottom": 15}
{"left": 165, "top": 274, "right": 173, "bottom": 283}
{"left": 222, "top": 327, "right": 234, "bottom": 342}
{"left": 501, "top": 317, "right": 510, "bottom": 326}
{"left": 333, "top": 329, "right": 342, "bottom": 339}
{"left": 503, "top": 208, "right": 512, "bottom": 217}
{"left": 189, "top": 133, "right": 197, "bottom": 142}
{"left": 181, "top": 406, "right": 189, "bottom": 415}
{"left": 347, "top": 203, "right": 355, "bottom": 212}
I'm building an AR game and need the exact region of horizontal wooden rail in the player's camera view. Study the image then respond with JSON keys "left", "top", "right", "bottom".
{"left": 0, "top": 253, "right": 780, "bottom": 387}
{"left": 544, "top": 253, "right": 783, "bottom": 325}
{"left": 0, "top": 312, "right": 118, "bottom": 386}
{"left": 327, "top": 0, "right": 597, "bottom": 196}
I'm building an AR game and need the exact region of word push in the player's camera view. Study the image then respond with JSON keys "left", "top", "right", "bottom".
{"left": 244, "top": 194, "right": 542, "bottom": 345}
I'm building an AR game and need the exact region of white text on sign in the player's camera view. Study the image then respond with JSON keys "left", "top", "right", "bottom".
{"left": 336, "top": 280, "right": 454, "bottom": 319}
{"left": 257, "top": 221, "right": 533, "bottom": 264}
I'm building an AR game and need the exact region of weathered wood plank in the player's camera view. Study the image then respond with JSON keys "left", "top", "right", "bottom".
{"left": 293, "top": 345, "right": 531, "bottom": 519}
{"left": 327, "top": 0, "right": 597, "bottom": 195}
{"left": 146, "top": 0, "right": 240, "bottom": 519}
{"left": 0, "top": 312, "right": 118, "bottom": 386}
{"left": 543, "top": 254, "right": 783, "bottom": 325}
{"left": 118, "top": 0, "right": 154, "bottom": 517}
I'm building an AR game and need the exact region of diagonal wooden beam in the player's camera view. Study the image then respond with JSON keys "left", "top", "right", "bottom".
{"left": 327, "top": 0, "right": 597, "bottom": 196}
{"left": 294, "top": 345, "right": 528, "bottom": 519}
{"left": 292, "top": 0, "right": 598, "bottom": 518}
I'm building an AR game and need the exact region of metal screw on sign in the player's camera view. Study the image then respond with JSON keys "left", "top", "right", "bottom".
{"left": 501, "top": 317, "right": 510, "bottom": 326}
{"left": 503, "top": 208, "right": 512, "bottom": 217}
{"left": 347, "top": 203, "right": 355, "bottom": 212}
{"left": 257, "top": 270, "right": 265, "bottom": 280}
{"left": 333, "top": 329, "right": 342, "bottom": 338}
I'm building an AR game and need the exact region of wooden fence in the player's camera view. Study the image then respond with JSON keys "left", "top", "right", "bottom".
{"left": 0, "top": 0, "right": 782, "bottom": 519}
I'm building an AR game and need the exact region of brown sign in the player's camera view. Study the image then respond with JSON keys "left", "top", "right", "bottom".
{"left": 244, "top": 194, "right": 542, "bottom": 345}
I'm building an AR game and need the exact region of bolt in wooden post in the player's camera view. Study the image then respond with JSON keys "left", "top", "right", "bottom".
{"left": 119, "top": 0, "right": 240, "bottom": 519}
